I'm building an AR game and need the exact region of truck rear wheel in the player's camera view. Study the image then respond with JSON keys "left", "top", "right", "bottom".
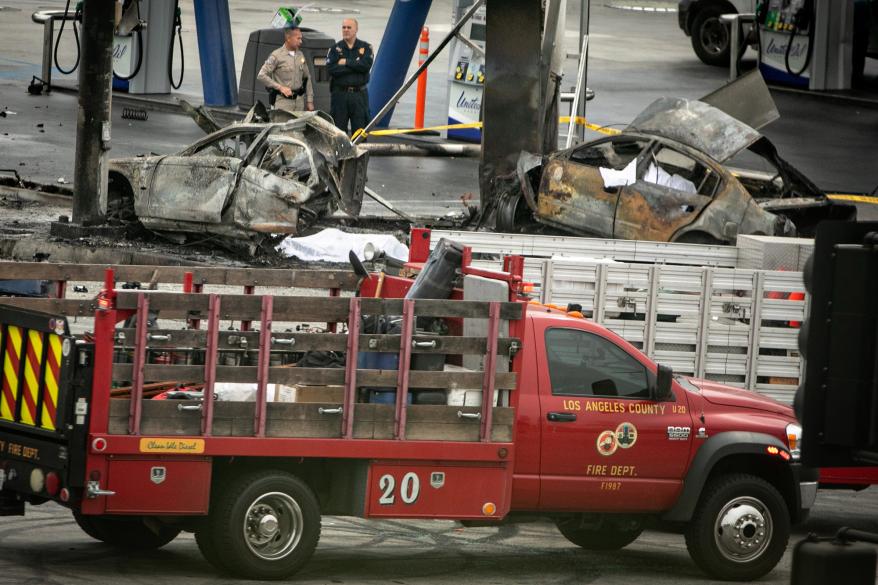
{"left": 555, "top": 519, "right": 642, "bottom": 550}
{"left": 197, "top": 471, "right": 321, "bottom": 580}
{"left": 684, "top": 474, "right": 790, "bottom": 581}
{"left": 73, "top": 512, "right": 180, "bottom": 549}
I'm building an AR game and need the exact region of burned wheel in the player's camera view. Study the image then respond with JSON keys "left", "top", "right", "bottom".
{"left": 73, "top": 512, "right": 180, "bottom": 549}
{"left": 496, "top": 192, "right": 533, "bottom": 233}
{"left": 684, "top": 474, "right": 789, "bottom": 581}
{"left": 197, "top": 471, "right": 321, "bottom": 580}
{"left": 555, "top": 519, "right": 642, "bottom": 550}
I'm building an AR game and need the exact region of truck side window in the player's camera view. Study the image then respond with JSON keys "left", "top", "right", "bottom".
{"left": 545, "top": 328, "right": 649, "bottom": 399}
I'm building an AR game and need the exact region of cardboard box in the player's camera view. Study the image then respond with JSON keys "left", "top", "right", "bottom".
{"left": 274, "top": 385, "right": 345, "bottom": 403}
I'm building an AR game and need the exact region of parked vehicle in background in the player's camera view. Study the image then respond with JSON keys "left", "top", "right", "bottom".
{"left": 678, "top": 0, "right": 757, "bottom": 66}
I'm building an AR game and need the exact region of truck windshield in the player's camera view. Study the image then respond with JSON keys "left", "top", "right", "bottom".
{"left": 545, "top": 328, "right": 649, "bottom": 399}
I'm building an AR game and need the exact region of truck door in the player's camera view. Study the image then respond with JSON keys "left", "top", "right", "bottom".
{"left": 536, "top": 324, "right": 694, "bottom": 512}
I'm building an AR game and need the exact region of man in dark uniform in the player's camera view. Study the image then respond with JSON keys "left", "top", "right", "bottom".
{"left": 326, "top": 18, "right": 374, "bottom": 135}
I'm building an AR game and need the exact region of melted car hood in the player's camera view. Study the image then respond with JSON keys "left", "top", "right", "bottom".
{"left": 627, "top": 97, "right": 761, "bottom": 163}
{"left": 685, "top": 377, "right": 792, "bottom": 416}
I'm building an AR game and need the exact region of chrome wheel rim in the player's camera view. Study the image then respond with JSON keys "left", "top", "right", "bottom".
{"left": 699, "top": 17, "right": 729, "bottom": 55}
{"left": 243, "top": 491, "right": 303, "bottom": 560}
{"left": 714, "top": 496, "right": 772, "bottom": 563}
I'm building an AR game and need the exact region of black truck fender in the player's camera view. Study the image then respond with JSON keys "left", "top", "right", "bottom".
{"left": 662, "top": 431, "right": 812, "bottom": 523}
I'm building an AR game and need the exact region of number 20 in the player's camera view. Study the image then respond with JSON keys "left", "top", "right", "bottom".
{"left": 378, "top": 472, "right": 420, "bottom": 505}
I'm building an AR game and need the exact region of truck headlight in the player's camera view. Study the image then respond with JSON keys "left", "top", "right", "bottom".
{"left": 786, "top": 423, "right": 802, "bottom": 460}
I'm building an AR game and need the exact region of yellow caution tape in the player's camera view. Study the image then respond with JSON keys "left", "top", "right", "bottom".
{"left": 354, "top": 117, "right": 620, "bottom": 140}
{"left": 826, "top": 194, "right": 878, "bottom": 205}
{"left": 558, "top": 116, "right": 622, "bottom": 136}
{"left": 353, "top": 122, "right": 483, "bottom": 140}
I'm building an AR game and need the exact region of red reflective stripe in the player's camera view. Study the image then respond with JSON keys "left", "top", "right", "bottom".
{"left": 46, "top": 340, "right": 60, "bottom": 379}
{"left": 22, "top": 336, "right": 41, "bottom": 423}
{"left": 0, "top": 377, "right": 14, "bottom": 419}
{"left": 20, "top": 383, "right": 37, "bottom": 422}
{"left": 5, "top": 333, "right": 20, "bottom": 373}
{"left": 42, "top": 387, "right": 57, "bottom": 422}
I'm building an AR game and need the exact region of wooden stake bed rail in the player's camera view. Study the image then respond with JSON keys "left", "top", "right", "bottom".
{"left": 105, "top": 290, "right": 523, "bottom": 444}
{"left": 0, "top": 262, "right": 360, "bottom": 290}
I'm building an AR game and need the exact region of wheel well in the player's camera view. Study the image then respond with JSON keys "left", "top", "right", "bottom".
{"left": 107, "top": 171, "right": 136, "bottom": 224}
{"left": 672, "top": 230, "right": 725, "bottom": 245}
{"left": 706, "top": 454, "right": 796, "bottom": 520}
{"left": 211, "top": 457, "right": 368, "bottom": 516}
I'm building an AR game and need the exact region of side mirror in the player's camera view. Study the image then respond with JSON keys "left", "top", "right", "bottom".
{"left": 653, "top": 364, "right": 674, "bottom": 402}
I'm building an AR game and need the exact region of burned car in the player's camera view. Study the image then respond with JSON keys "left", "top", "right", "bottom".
{"left": 108, "top": 112, "right": 368, "bottom": 252}
{"left": 502, "top": 97, "right": 855, "bottom": 244}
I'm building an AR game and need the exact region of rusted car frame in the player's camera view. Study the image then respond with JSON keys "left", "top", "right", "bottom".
{"left": 107, "top": 112, "right": 368, "bottom": 252}
{"left": 505, "top": 98, "right": 855, "bottom": 244}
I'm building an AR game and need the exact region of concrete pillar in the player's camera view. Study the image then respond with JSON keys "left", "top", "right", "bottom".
{"left": 73, "top": 0, "right": 115, "bottom": 226}
{"left": 810, "top": 0, "right": 854, "bottom": 90}
{"left": 479, "top": 0, "right": 542, "bottom": 210}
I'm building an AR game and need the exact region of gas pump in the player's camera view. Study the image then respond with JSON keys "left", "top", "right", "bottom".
{"left": 757, "top": 0, "right": 815, "bottom": 87}
{"left": 52, "top": 0, "right": 183, "bottom": 94}
{"left": 446, "top": 0, "right": 486, "bottom": 142}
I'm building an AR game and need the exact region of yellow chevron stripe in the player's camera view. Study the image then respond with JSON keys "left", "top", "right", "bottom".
{"left": 1, "top": 326, "right": 22, "bottom": 422}
{"left": 20, "top": 330, "right": 43, "bottom": 426}
{"left": 0, "top": 326, "right": 8, "bottom": 421}
{"left": 41, "top": 334, "right": 61, "bottom": 430}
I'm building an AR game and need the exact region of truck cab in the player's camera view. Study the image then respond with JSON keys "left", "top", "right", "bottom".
{"left": 510, "top": 303, "right": 815, "bottom": 580}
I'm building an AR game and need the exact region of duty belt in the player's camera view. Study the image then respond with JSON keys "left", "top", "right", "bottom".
{"left": 338, "top": 85, "right": 366, "bottom": 92}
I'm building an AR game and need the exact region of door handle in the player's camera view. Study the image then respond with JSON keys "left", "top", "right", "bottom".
{"left": 547, "top": 412, "right": 577, "bottom": 422}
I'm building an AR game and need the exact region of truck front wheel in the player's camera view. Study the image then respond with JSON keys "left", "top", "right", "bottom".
{"left": 73, "top": 512, "right": 180, "bottom": 549}
{"left": 555, "top": 519, "right": 642, "bottom": 550}
{"left": 196, "top": 471, "right": 321, "bottom": 580}
{"left": 684, "top": 474, "right": 790, "bottom": 581}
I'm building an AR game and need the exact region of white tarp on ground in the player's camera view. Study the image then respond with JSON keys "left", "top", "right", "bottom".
{"left": 276, "top": 228, "right": 409, "bottom": 262}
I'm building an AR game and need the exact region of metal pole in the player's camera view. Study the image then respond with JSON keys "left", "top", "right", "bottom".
{"left": 576, "top": 0, "right": 590, "bottom": 142}
{"left": 354, "top": 0, "right": 485, "bottom": 144}
{"left": 565, "top": 35, "right": 588, "bottom": 149}
{"left": 72, "top": 0, "right": 114, "bottom": 226}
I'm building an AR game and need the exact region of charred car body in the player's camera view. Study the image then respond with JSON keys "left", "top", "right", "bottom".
{"left": 503, "top": 97, "right": 855, "bottom": 244}
{"left": 108, "top": 112, "right": 368, "bottom": 252}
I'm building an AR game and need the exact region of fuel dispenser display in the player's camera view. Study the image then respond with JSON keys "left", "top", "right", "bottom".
{"left": 446, "top": 0, "right": 486, "bottom": 142}
{"left": 757, "top": 0, "right": 815, "bottom": 87}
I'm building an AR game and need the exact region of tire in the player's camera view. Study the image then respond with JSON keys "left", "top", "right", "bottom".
{"left": 196, "top": 528, "right": 231, "bottom": 573}
{"left": 684, "top": 474, "right": 790, "bottom": 581}
{"left": 197, "top": 471, "right": 321, "bottom": 580}
{"left": 555, "top": 519, "right": 642, "bottom": 551}
{"left": 691, "top": 5, "right": 738, "bottom": 67}
{"left": 73, "top": 512, "right": 180, "bottom": 549}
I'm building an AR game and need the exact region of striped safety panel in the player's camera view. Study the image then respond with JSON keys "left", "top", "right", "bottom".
{"left": 0, "top": 309, "right": 69, "bottom": 432}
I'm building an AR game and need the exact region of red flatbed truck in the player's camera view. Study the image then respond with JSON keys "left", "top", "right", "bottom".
{"left": 0, "top": 232, "right": 816, "bottom": 581}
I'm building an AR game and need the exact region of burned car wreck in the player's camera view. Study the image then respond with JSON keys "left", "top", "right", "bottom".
{"left": 107, "top": 111, "right": 368, "bottom": 252}
{"left": 501, "top": 97, "right": 855, "bottom": 244}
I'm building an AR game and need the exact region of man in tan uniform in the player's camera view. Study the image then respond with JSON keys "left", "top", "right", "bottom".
{"left": 257, "top": 26, "right": 314, "bottom": 114}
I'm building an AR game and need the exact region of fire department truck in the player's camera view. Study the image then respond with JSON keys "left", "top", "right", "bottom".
{"left": 0, "top": 230, "right": 815, "bottom": 581}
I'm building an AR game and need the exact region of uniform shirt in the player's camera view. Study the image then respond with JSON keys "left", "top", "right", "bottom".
{"left": 326, "top": 38, "right": 374, "bottom": 89}
{"left": 257, "top": 46, "right": 314, "bottom": 105}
